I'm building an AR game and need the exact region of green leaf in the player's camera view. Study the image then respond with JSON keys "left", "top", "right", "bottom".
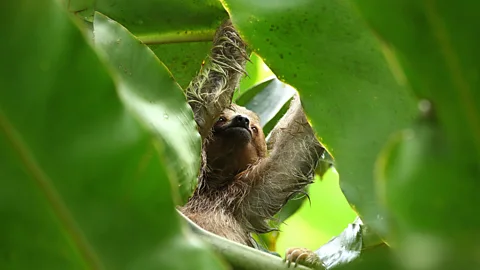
{"left": 352, "top": 2, "right": 480, "bottom": 268}
{"left": 223, "top": 0, "right": 417, "bottom": 232}
{"left": 66, "top": 0, "right": 94, "bottom": 19}
{"left": 314, "top": 218, "right": 384, "bottom": 269}
{"left": 352, "top": 0, "right": 480, "bottom": 156}
{"left": 262, "top": 98, "right": 291, "bottom": 138}
{"left": 91, "top": 1, "right": 229, "bottom": 94}
{"left": 95, "top": 0, "right": 226, "bottom": 38}
{"left": 377, "top": 113, "right": 480, "bottom": 269}
{"left": 150, "top": 42, "right": 212, "bottom": 89}
{"left": 93, "top": 12, "right": 201, "bottom": 203}
{"left": 0, "top": 1, "right": 223, "bottom": 269}
{"left": 237, "top": 52, "right": 276, "bottom": 98}
{"left": 333, "top": 244, "right": 393, "bottom": 270}
{"left": 237, "top": 78, "right": 295, "bottom": 128}
{"left": 235, "top": 79, "right": 275, "bottom": 107}
{"left": 319, "top": 222, "right": 362, "bottom": 269}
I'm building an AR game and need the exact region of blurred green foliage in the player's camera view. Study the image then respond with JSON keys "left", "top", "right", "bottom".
{"left": 0, "top": 1, "right": 224, "bottom": 269}
{"left": 93, "top": 12, "right": 202, "bottom": 203}
{"left": 354, "top": 1, "right": 480, "bottom": 269}
{"left": 2, "top": 0, "right": 479, "bottom": 269}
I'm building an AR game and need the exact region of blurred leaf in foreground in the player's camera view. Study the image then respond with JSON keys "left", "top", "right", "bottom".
{"left": 377, "top": 101, "right": 480, "bottom": 270}
{"left": 0, "top": 1, "right": 225, "bottom": 269}
{"left": 93, "top": 12, "right": 201, "bottom": 204}
{"left": 352, "top": 1, "right": 480, "bottom": 268}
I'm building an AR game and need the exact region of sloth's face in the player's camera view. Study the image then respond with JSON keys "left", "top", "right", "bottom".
{"left": 206, "top": 104, "right": 267, "bottom": 175}
{"left": 213, "top": 107, "right": 258, "bottom": 143}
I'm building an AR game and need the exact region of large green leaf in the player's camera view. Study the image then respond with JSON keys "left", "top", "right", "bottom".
{"left": 0, "top": 1, "right": 223, "bottom": 269}
{"left": 95, "top": 0, "right": 226, "bottom": 38}
{"left": 352, "top": 0, "right": 480, "bottom": 156}
{"left": 223, "top": 0, "right": 417, "bottom": 232}
{"left": 353, "top": 1, "right": 480, "bottom": 268}
{"left": 377, "top": 113, "right": 480, "bottom": 269}
{"left": 89, "top": 1, "right": 228, "bottom": 96}
{"left": 150, "top": 42, "right": 212, "bottom": 89}
{"left": 93, "top": 12, "right": 201, "bottom": 203}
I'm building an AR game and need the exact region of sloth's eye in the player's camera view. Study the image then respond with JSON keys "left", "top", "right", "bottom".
{"left": 251, "top": 126, "right": 258, "bottom": 133}
{"left": 217, "top": 116, "right": 227, "bottom": 123}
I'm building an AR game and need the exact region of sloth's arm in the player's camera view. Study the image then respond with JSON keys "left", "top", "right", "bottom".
{"left": 185, "top": 20, "right": 248, "bottom": 140}
{"left": 238, "top": 95, "right": 324, "bottom": 233}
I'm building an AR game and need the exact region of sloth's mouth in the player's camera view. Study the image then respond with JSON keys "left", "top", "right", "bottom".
{"left": 225, "top": 126, "right": 252, "bottom": 136}
{"left": 214, "top": 126, "right": 252, "bottom": 140}
{"left": 225, "top": 127, "right": 252, "bottom": 142}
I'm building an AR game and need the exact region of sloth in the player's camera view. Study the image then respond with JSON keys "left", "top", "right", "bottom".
{"left": 180, "top": 20, "right": 323, "bottom": 248}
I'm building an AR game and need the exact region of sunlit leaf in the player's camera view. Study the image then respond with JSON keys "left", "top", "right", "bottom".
{"left": 314, "top": 218, "right": 385, "bottom": 269}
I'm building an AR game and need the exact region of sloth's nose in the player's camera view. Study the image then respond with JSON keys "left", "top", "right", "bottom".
{"left": 232, "top": 115, "right": 250, "bottom": 128}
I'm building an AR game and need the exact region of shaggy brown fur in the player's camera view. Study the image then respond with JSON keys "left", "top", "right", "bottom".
{"left": 180, "top": 20, "right": 323, "bottom": 247}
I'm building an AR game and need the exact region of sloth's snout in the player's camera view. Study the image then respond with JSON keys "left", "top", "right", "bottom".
{"left": 231, "top": 115, "right": 250, "bottom": 129}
